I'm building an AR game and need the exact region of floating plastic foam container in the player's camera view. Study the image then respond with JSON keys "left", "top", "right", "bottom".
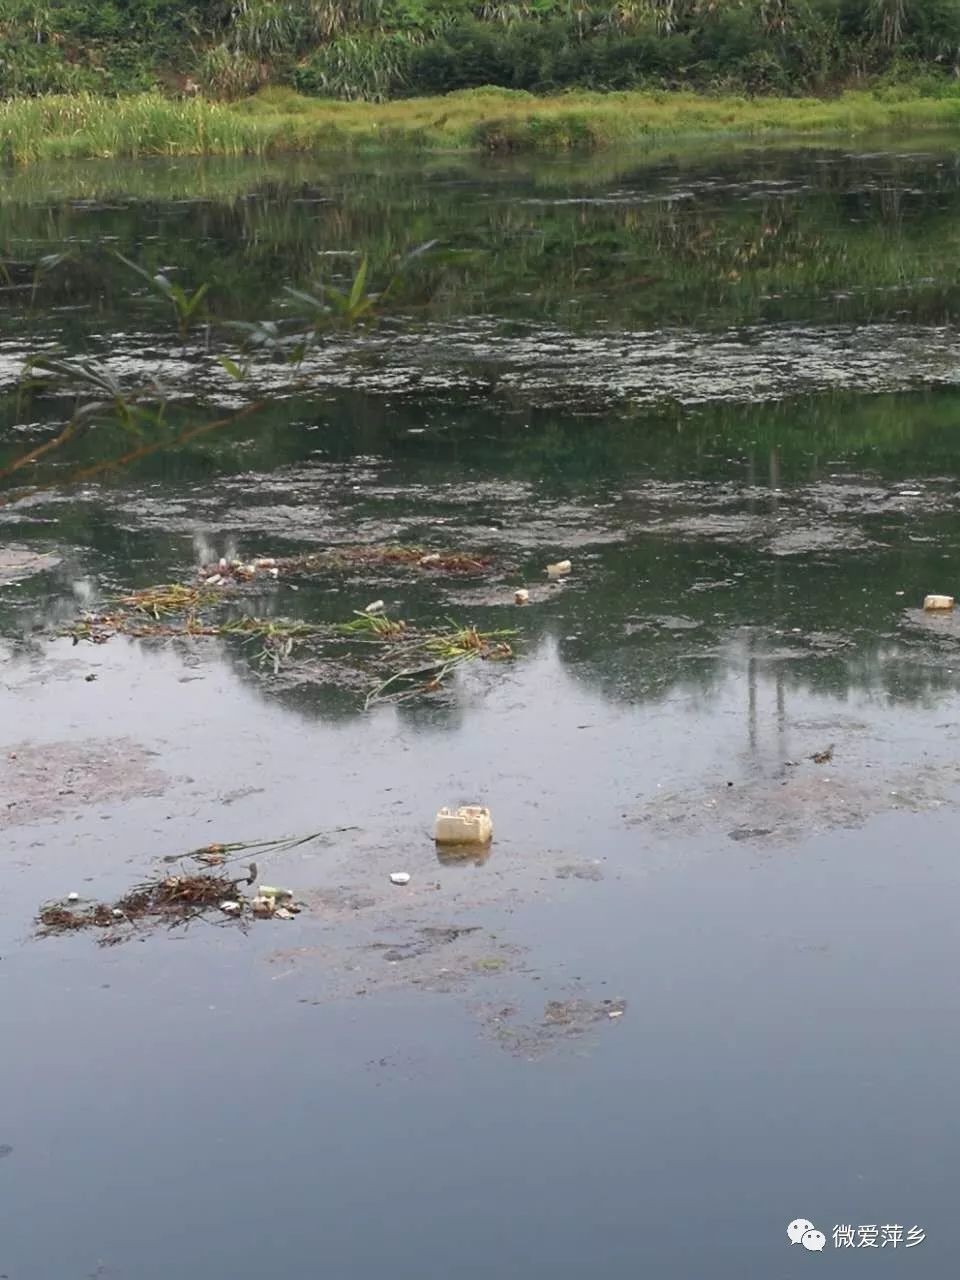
{"left": 434, "top": 805, "right": 493, "bottom": 846}
{"left": 514, "top": 589, "right": 530, "bottom": 605}
{"left": 923, "top": 594, "right": 955, "bottom": 611}
{"left": 258, "top": 884, "right": 293, "bottom": 900}
{"left": 546, "top": 559, "right": 571, "bottom": 579}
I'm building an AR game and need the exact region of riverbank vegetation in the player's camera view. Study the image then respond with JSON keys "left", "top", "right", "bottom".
{"left": 5, "top": 0, "right": 960, "bottom": 101}
{"left": 3, "top": 84, "right": 960, "bottom": 162}
{"left": 4, "top": 0, "right": 960, "bottom": 159}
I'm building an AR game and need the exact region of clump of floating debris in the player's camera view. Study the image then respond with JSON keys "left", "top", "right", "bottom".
{"left": 197, "top": 546, "right": 494, "bottom": 585}
{"left": 37, "top": 871, "right": 257, "bottom": 943}
{"left": 118, "top": 584, "right": 222, "bottom": 617}
{"left": 338, "top": 613, "right": 517, "bottom": 709}
{"left": 67, "top": 589, "right": 326, "bottom": 649}
{"left": 36, "top": 833, "right": 323, "bottom": 944}
{"left": 66, "top": 583, "right": 518, "bottom": 705}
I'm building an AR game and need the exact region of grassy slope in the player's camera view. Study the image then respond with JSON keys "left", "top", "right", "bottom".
{"left": 2, "top": 86, "right": 960, "bottom": 163}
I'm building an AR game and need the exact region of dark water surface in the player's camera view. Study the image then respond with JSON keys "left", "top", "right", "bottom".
{"left": 3, "top": 145, "right": 960, "bottom": 1277}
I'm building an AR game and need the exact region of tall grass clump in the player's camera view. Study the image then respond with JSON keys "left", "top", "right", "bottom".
{"left": 198, "top": 45, "right": 268, "bottom": 99}
{"left": 4, "top": 86, "right": 960, "bottom": 164}
{"left": 293, "top": 32, "right": 419, "bottom": 100}
{"left": 0, "top": 93, "right": 272, "bottom": 163}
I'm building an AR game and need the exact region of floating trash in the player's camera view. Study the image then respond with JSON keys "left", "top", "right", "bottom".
{"left": 257, "top": 885, "right": 293, "bottom": 901}
{"left": 434, "top": 806, "right": 493, "bottom": 846}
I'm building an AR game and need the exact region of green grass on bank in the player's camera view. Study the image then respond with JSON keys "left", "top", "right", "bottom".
{"left": 3, "top": 86, "right": 960, "bottom": 165}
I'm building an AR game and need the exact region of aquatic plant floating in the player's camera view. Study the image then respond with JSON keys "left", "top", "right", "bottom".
{"left": 65, "top": 586, "right": 519, "bottom": 709}
{"left": 358, "top": 620, "right": 517, "bottom": 709}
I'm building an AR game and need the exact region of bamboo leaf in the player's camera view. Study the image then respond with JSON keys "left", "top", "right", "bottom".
{"left": 348, "top": 256, "right": 369, "bottom": 310}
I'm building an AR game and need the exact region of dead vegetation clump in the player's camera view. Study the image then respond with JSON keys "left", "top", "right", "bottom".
{"left": 118, "top": 584, "right": 221, "bottom": 617}
{"left": 66, "top": 582, "right": 519, "bottom": 706}
{"left": 37, "top": 902, "right": 118, "bottom": 932}
{"left": 37, "top": 870, "right": 245, "bottom": 942}
{"left": 35, "top": 832, "right": 323, "bottom": 943}
{"left": 321, "top": 546, "right": 494, "bottom": 576}
{"left": 67, "top": 593, "right": 325, "bottom": 647}
{"left": 334, "top": 612, "right": 517, "bottom": 707}
{"left": 122, "top": 871, "right": 241, "bottom": 915}
{"left": 197, "top": 546, "right": 495, "bottom": 584}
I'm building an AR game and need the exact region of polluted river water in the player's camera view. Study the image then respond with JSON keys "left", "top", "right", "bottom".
{"left": 3, "top": 144, "right": 960, "bottom": 1276}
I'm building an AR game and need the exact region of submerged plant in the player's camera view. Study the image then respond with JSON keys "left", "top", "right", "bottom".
{"left": 21, "top": 354, "right": 148, "bottom": 426}
{"left": 1, "top": 238, "right": 414, "bottom": 500}
{"left": 279, "top": 240, "right": 438, "bottom": 360}
{"left": 285, "top": 255, "right": 376, "bottom": 328}
{"left": 116, "top": 253, "right": 210, "bottom": 338}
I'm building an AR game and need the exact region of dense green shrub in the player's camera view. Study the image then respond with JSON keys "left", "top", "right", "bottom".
{"left": 3, "top": 0, "right": 960, "bottom": 100}
{"left": 198, "top": 44, "right": 268, "bottom": 98}
{"left": 0, "top": 40, "right": 102, "bottom": 96}
{"left": 293, "top": 32, "right": 417, "bottom": 97}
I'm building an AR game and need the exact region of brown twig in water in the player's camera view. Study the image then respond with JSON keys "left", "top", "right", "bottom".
{"left": 0, "top": 401, "right": 264, "bottom": 508}
{"left": 0, "top": 418, "right": 79, "bottom": 480}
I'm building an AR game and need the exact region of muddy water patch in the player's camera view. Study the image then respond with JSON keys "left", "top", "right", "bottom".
{"left": 0, "top": 546, "right": 62, "bottom": 585}
{"left": 764, "top": 524, "right": 881, "bottom": 556}
{"left": 270, "top": 919, "right": 529, "bottom": 1002}
{"left": 640, "top": 513, "right": 770, "bottom": 544}
{"left": 638, "top": 510, "right": 886, "bottom": 558}
{"left": 902, "top": 607, "right": 960, "bottom": 643}
{"left": 629, "top": 755, "right": 960, "bottom": 846}
{"left": 112, "top": 475, "right": 627, "bottom": 557}
{"left": 6, "top": 322, "right": 960, "bottom": 410}
{"left": 474, "top": 994, "right": 628, "bottom": 1060}
{"left": 0, "top": 738, "right": 168, "bottom": 830}
{"left": 269, "top": 904, "right": 627, "bottom": 1061}
{"left": 802, "top": 480, "right": 960, "bottom": 517}
{"left": 555, "top": 861, "right": 605, "bottom": 881}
